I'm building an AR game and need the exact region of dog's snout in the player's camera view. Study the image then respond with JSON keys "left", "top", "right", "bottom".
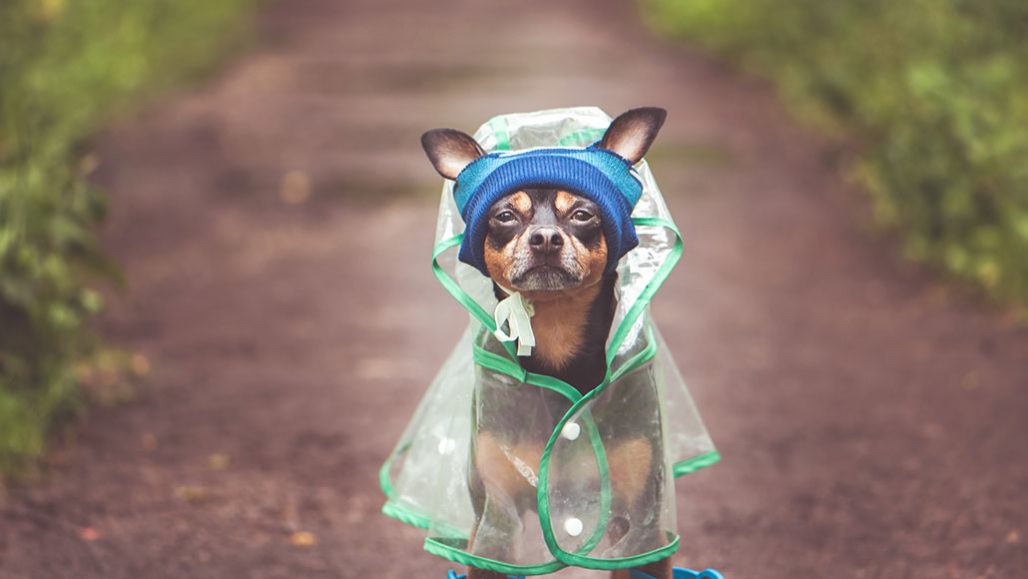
{"left": 528, "top": 227, "right": 563, "bottom": 253}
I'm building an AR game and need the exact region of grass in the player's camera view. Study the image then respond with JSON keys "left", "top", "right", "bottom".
{"left": 644, "top": 0, "right": 1028, "bottom": 310}
{"left": 0, "top": 0, "right": 264, "bottom": 478}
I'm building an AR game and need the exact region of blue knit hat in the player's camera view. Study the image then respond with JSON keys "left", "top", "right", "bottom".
{"left": 453, "top": 146, "right": 642, "bottom": 277}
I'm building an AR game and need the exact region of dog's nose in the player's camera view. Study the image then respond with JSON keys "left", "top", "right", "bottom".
{"left": 528, "top": 227, "right": 563, "bottom": 254}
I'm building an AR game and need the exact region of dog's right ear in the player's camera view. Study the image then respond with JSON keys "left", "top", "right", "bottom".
{"left": 421, "top": 129, "right": 486, "bottom": 180}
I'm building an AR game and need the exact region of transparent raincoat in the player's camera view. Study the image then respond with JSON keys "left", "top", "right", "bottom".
{"left": 380, "top": 107, "right": 718, "bottom": 576}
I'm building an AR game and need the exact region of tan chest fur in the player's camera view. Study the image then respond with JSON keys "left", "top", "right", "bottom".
{"left": 523, "top": 283, "right": 601, "bottom": 371}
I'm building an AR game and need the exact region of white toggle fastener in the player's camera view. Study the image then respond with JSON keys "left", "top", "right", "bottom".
{"left": 437, "top": 437, "right": 456, "bottom": 455}
{"left": 564, "top": 517, "right": 584, "bottom": 537}
{"left": 493, "top": 291, "right": 535, "bottom": 357}
{"left": 561, "top": 422, "right": 581, "bottom": 441}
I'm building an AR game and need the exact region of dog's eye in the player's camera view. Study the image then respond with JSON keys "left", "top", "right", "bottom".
{"left": 571, "top": 209, "right": 593, "bottom": 222}
{"left": 494, "top": 210, "right": 516, "bottom": 223}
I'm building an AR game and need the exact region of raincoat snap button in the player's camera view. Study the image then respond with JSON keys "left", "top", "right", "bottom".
{"left": 437, "top": 438, "right": 456, "bottom": 454}
{"left": 561, "top": 422, "right": 581, "bottom": 441}
{"left": 564, "top": 517, "right": 584, "bottom": 537}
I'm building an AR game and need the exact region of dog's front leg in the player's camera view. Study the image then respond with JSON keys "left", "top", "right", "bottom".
{"left": 468, "top": 568, "right": 507, "bottom": 579}
{"left": 467, "top": 431, "right": 543, "bottom": 574}
{"left": 611, "top": 556, "right": 672, "bottom": 579}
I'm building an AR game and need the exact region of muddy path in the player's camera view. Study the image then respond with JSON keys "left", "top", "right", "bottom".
{"left": 2, "top": 0, "right": 1026, "bottom": 577}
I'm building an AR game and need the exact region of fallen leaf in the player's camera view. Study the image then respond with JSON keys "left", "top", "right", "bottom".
{"left": 280, "top": 170, "right": 311, "bottom": 204}
{"left": 78, "top": 153, "right": 100, "bottom": 177}
{"left": 44, "top": 450, "right": 70, "bottom": 467}
{"left": 79, "top": 527, "right": 100, "bottom": 541}
{"left": 289, "top": 531, "right": 317, "bottom": 546}
{"left": 175, "top": 486, "right": 209, "bottom": 503}
{"left": 207, "top": 453, "right": 231, "bottom": 470}
{"left": 131, "top": 353, "right": 151, "bottom": 376}
{"left": 1007, "top": 530, "right": 1020, "bottom": 543}
{"left": 36, "top": 0, "right": 65, "bottom": 21}
{"left": 960, "top": 370, "right": 982, "bottom": 391}
{"left": 74, "top": 363, "right": 95, "bottom": 384}
{"left": 141, "top": 433, "right": 158, "bottom": 451}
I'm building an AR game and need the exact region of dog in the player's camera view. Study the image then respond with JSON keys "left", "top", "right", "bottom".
{"left": 421, "top": 108, "right": 673, "bottom": 579}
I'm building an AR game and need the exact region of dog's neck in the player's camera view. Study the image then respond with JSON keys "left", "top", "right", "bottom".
{"left": 494, "top": 274, "right": 617, "bottom": 394}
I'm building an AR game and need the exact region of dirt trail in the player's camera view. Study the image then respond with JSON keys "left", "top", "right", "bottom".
{"left": 2, "top": 0, "right": 1026, "bottom": 577}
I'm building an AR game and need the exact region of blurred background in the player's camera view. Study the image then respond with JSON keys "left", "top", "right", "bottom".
{"left": 1, "top": 0, "right": 1025, "bottom": 577}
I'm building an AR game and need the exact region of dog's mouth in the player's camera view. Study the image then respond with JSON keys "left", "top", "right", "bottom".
{"left": 509, "top": 265, "right": 581, "bottom": 291}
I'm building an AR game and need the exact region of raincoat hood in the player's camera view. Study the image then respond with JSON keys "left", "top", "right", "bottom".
{"left": 381, "top": 107, "right": 718, "bottom": 576}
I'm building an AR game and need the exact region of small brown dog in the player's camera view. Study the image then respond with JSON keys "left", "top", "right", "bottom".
{"left": 422, "top": 108, "right": 672, "bottom": 579}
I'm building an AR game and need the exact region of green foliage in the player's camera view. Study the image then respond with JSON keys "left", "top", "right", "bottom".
{"left": 0, "top": 0, "right": 260, "bottom": 475}
{"left": 646, "top": 0, "right": 1028, "bottom": 305}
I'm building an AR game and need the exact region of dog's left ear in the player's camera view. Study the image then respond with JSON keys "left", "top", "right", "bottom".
{"left": 598, "top": 107, "right": 667, "bottom": 164}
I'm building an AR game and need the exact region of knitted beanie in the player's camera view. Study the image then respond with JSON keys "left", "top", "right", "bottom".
{"left": 453, "top": 146, "right": 642, "bottom": 277}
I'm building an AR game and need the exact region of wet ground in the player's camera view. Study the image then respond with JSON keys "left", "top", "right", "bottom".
{"left": 1, "top": 0, "right": 1026, "bottom": 577}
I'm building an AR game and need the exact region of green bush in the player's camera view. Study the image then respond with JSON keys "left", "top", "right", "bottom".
{"left": 0, "top": 0, "right": 260, "bottom": 475}
{"left": 645, "top": 0, "right": 1028, "bottom": 306}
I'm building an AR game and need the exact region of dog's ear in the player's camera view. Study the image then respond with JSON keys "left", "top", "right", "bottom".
{"left": 598, "top": 107, "right": 667, "bottom": 164}
{"left": 421, "top": 129, "right": 486, "bottom": 180}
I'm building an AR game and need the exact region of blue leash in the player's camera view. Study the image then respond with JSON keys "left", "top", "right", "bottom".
{"left": 667, "top": 569, "right": 725, "bottom": 579}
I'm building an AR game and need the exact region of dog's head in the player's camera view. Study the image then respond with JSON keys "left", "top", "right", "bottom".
{"left": 421, "top": 108, "right": 665, "bottom": 296}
